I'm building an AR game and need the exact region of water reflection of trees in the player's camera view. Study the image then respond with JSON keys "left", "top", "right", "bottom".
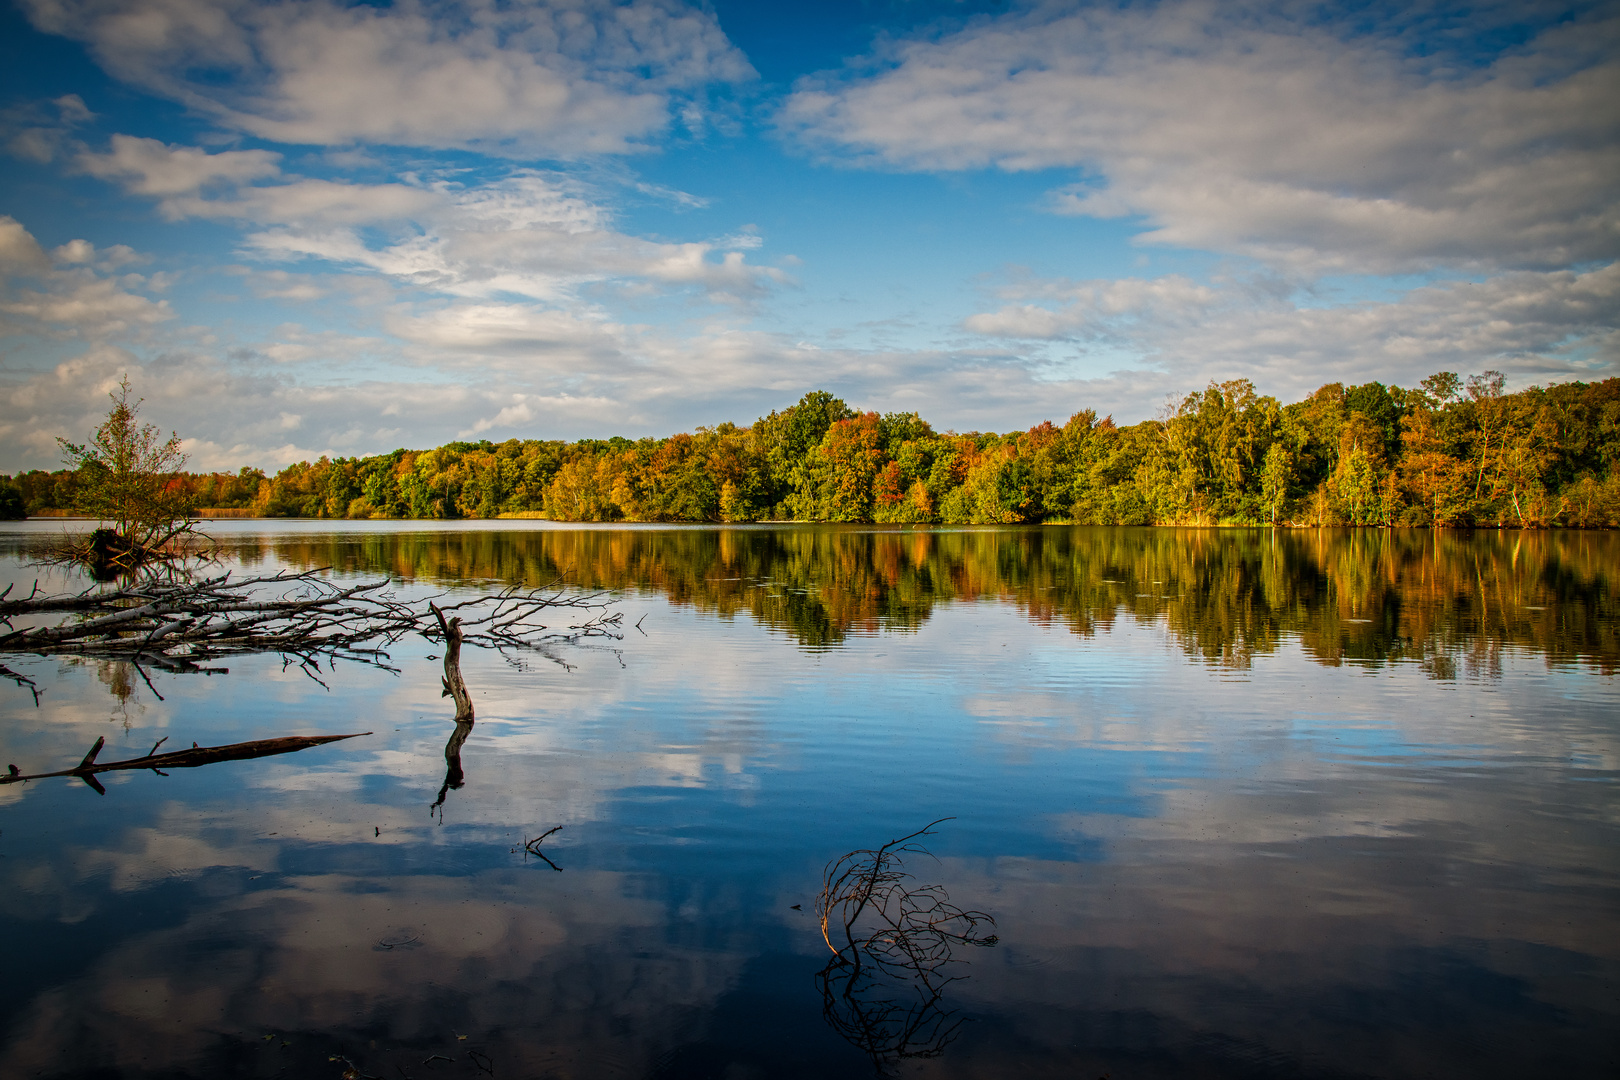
{"left": 256, "top": 527, "right": 1618, "bottom": 672}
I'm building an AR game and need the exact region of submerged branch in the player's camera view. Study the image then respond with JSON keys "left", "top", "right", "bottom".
{"left": 524, "top": 825, "right": 564, "bottom": 871}
{"left": 814, "top": 819, "right": 998, "bottom": 1072}
{"left": 0, "top": 570, "right": 621, "bottom": 673}
{"left": 0, "top": 662, "right": 41, "bottom": 706}
{"left": 2, "top": 731, "right": 371, "bottom": 794}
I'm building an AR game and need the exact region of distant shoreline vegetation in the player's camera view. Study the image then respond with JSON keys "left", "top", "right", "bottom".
{"left": 5, "top": 375, "right": 1618, "bottom": 528}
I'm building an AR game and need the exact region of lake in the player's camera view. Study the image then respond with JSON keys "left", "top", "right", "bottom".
{"left": 0, "top": 521, "right": 1615, "bottom": 1079}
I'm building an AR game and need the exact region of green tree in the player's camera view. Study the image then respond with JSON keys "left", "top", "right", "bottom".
{"left": 1260, "top": 442, "right": 1293, "bottom": 524}
{"left": 0, "top": 479, "right": 24, "bottom": 520}
{"left": 753, "top": 391, "right": 854, "bottom": 516}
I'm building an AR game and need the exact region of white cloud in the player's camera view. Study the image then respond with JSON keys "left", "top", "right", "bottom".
{"left": 76, "top": 134, "right": 282, "bottom": 197}
{"left": 781, "top": 1, "right": 1620, "bottom": 274}
{"left": 964, "top": 262, "right": 1620, "bottom": 409}
{"left": 50, "top": 240, "right": 147, "bottom": 272}
{"left": 2, "top": 93, "right": 93, "bottom": 164}
{"left": 235, "top": 268, "right": 327, "bottom": 302}
{"left": 51, "top": 239, "right": 95, "bottom": 264}
{"left": 0, "top": 221, "right": 174, "bottom": 340}
{"left": 385, "top": 302, "right": 625, "bottom": 356}
{"left": 0, "top": 276, "right": 175, "bottom": 338}
{"left": 170, "top": 176, "right": 442, "bottom": 226}
{"left": 232, "top": 323, "right": 393, "bottom": 368}
{"left": 964, "top": 274, "right": 1218, "bottom": 338}
{"left": 0, "top": 215, "right": 51, "bottom": 273}
{"left": 466, "top": 397, "right": 537, "bottom": 435}
{"left": 53, "top": 93, "right": 93, "bottom": 127}
{"left": 77, "top": 141, "right": 784, "bottom": 304}
{"left": 229, "top": 171, "right": 785, "bottom": 303}
{"left": 23, "top": 0, "right": 754, "bottom": 156}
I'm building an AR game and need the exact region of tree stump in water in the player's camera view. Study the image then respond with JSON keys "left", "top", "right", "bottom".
{"left": 431, "top": 603, "right": 474, "bottom": 723}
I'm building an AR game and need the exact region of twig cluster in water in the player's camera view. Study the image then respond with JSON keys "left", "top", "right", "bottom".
{"left": 815, "top": 818, "right": 998, "bottom": 1071}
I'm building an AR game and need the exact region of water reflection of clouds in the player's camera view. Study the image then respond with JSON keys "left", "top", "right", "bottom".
{"left": 6, "top": 593, "right": 1612, "bottom": 864}
{"left": 2, "top": 869, "right": 757, "bottom": 1080}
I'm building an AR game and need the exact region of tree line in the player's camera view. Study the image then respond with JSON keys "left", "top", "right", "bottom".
{"left": 5, "top": 373, "right": 1618, "bottom": 527}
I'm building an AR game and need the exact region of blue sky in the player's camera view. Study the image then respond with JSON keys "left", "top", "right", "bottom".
{"left": 0, "top": 0, "right": 1615, "bottom": 470}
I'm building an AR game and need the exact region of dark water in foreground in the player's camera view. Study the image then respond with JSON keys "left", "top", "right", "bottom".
{"left": 0, "top": 522, "right": 1615, "bottom": 1079}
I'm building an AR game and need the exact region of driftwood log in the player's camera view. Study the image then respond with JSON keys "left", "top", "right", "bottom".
{"left": 2, "top": 731, "right": 370, "bottom": 795}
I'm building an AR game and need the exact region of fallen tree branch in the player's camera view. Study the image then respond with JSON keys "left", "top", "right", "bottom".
{"left": 814, "top": 819, "right": 998, "bottom": 1072}
{"left": 0, "top": 570, "right": 621, "bottom": 673}
{"left": 2, "top": 731, "right": 371, "bottom": 794}
{"left": 524, "top": 825, "right": 564, "bottom": 871}
{"left": 0, "top": 662, "right": 41, "bottom": 706}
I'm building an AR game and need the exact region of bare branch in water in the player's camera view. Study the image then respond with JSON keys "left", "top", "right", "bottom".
{"left": 814, "top": 819, "right": 998, "bottom": 1073}
{"left": 431, "top": 603, "right": 474, "bottom": 722}
{"left": 0, "top": 571, "right": 621, "bottom": 677}
{"left": 524, "top": 825, "right": 564, "bottom": 871}
{"left": 0, "top": 662, "right": 41, "bottom": 706}
{"left": 2, "top": 731, "right": 371, "bottom": 794}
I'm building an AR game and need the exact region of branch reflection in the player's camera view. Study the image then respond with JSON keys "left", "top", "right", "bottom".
{"left": 429, "top": 718, "right": 473, "bottom": 820}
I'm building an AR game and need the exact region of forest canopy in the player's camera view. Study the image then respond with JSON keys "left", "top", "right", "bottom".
{"left": 6, "top": 375, "right": 1619, "bottom": 528}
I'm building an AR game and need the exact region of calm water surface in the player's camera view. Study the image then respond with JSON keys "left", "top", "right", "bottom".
{"left": 0, "top": 522, "right": 1615, "bottom": 1079}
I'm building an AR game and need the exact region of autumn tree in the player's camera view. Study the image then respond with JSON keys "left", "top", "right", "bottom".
{"left": 794, "top": 412, "right": 886, "bottom": 522}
